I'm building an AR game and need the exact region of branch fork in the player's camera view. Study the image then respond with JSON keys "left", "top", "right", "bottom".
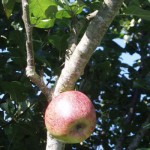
{"left": 22, "top": 0, "right": 125, "bottom": 149}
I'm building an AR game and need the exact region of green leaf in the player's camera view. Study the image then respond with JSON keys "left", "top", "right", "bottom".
{"left": 9, "top": 30, "right": 26, "bottom": 52}
{"left": 133, "top": 77, "right": 150, "bottom": 90}
{"left": 1, "top": 81, "right": 28, "bottom": 102}
{"left": 48, "top": 34, "right": 68, "bottom": 51}
{"left": 0, "top": 111, "right": 4, "bottom": 124}
{"left": 70, "top": 5, "right": 84, "bottom": 15}
{"left": 45, "top": 5, "right": 58, "bottom": 18}
{"left": 2, "top": 0, "right": 15, "bottom": 18}
{"left": 16, "top": 0, "right": 21, "bottom": 2}
{"left": 36, "top": 55, "right": 51, "bottom": 67}
{"left": 29, "top": 0, "right": 57, "bottom": 28}
{"left": 30, "top": 17, "right": 55, "bottom": 28}
{"left": 56, "top": 0, "right": 84, "bottom": 18}
{"left": 143, "top": 123, "right": 150, "bottom": 129}
{"left": 129, "top": 0, "right": 140, "bottom": 6}
{"left": 56, "top": 10, "right": 71, "bottom": 19}
{"left": 124, "top": 6, "right": 150, "bottom": 21}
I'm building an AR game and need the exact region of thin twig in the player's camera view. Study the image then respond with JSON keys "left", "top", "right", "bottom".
{"left": 86, "top": 10, "right": 98, "bottom": 20}
{"left": 127, "top": 114, "right": 150, "bottom": 150}
{"left": 21, "top": 0, "right": 50, "bottom": 99}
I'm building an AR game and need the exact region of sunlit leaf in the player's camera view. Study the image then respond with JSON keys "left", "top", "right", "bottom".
{"left": 56, "top": 10, "right": 71, "bottom": 19}
{"left": 29, "top": 0, "right": 57, "bottom": 28}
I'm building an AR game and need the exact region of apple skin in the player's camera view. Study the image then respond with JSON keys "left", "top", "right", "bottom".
{"left": 44, "top": 91, "right": 96, "bottom": 143}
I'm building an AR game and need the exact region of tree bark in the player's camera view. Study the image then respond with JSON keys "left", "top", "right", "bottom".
{"left": 54, "top": 0, "right": 124, "bottom": 96}
{"left": 22, "top": 0, "right": 124, "bottom": 149}
{"left": 21, "top": 0, "right": 50, "bottom": 99}
{"left": 48, "top": 0, "right": 124, "bottom": 149}
{"left": 46, "top": 132, "right": 65, "bottom": 150}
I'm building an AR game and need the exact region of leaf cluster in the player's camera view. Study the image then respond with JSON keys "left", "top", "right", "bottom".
{"left": 0, "top": 0, "right": 150, "bottom": 149}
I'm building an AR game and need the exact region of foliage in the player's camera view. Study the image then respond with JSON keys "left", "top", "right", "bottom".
{"left": 0, "top": 0, "right": 150, "bottom": 150}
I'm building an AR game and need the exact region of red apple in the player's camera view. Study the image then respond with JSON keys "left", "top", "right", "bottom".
{"left": 45, "top": 91, "right": 96, "bottom": 143}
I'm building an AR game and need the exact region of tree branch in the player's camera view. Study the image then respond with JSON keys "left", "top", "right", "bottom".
{"left": 22, "top": 0, "right": 124, "bottom": 150}
{"left": 65, "top": 10, "right": 99, "bottom": 65}
{"left": 46, "top": 133, "right": 65, "bottom": 150}
{"left": 21, "top": 1, "right": 66, "bottom": 149}
{"left": 115, "top": 89, "right": 141, "bottom": 150}
{"left": 53, "top": 0, "right": 124, "bottom": 96}
{"left": 22, "top": 0, "right": 50, "bottom": 99}
{"left": 127, "top": 114, "right": 150, "bottom": 150}
{"left": 48, "top": 0, "right": 124, "bottom": 148}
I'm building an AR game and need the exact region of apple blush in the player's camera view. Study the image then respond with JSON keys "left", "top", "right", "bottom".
{"left": 44, "top": 91, "right": 96, "bottom": 143}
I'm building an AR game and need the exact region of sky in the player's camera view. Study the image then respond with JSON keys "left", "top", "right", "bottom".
{"left": 113, "top": 38, "right": 141, "bottom": 66}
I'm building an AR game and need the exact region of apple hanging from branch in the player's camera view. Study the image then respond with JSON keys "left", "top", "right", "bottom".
{"left": 45, "top": 91, "right": 96, "bottom": 143}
